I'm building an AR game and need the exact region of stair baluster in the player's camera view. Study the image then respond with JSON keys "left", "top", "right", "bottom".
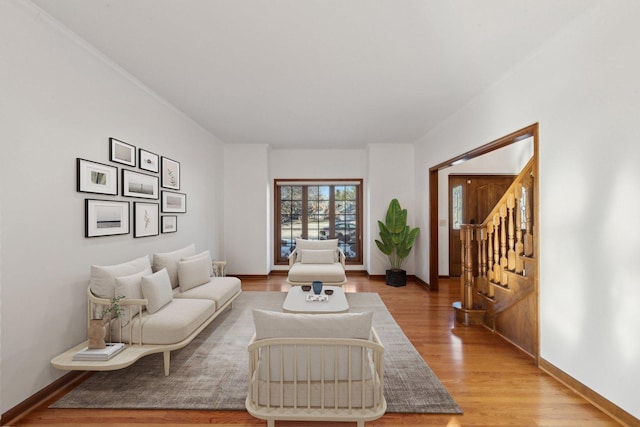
{"left": 499, "top": 206, "right": 508, "bottom": 286}
{"left": 514, "top": 184, "right": 524, "bottom": 274}
{"left": 507, "top": 193, "right": 516, "bottom": 271}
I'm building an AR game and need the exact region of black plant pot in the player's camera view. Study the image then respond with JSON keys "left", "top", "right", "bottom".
{"left": 385, "top": 269, "right": 406, "bottom": 287}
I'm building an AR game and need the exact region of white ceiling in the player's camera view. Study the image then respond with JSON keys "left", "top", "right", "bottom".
{"left": 32, "top": 0, "right": 596, "bottom": 149}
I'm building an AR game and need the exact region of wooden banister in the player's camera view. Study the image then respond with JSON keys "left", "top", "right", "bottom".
{"left": 456, "top": 157, "right": 535, "bottom": 322}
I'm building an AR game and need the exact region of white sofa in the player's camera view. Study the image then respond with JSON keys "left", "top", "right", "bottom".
{"left": 246, "top": 309, "right": 386, "bottom": 427}
{"left": 87, "top": 244, "right": 242, "bottom": 375}
{"left": 287, "top": 238, "right": 347, "bottom": 286}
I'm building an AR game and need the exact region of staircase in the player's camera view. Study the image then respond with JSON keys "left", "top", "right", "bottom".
{"left": 453, "top": 157, "right": 538, "bottom": 358}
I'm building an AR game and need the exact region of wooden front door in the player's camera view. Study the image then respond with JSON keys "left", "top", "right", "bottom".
{"left": 449, "top": 175, "right": 515, "bottom": 277}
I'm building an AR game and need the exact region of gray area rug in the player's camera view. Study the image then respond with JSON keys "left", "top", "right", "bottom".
{"left": 52, "top": 291, "right": 462, "bottom": 414}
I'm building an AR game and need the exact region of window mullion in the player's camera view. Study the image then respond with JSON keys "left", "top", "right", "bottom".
{"left": 329, "top": 186, "right": 336, "bottom": 238}
{"left": 301, "top": 188, "right": 308, "bottom": 239}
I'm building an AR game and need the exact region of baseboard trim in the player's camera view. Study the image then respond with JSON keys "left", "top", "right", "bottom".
{"left": 235, "top": 274, "right": 271, "bottom": 280}
{"left": 1, "top": 370, "right": 92, "bottom": 426}
{"left": 539, "top": 358, "right": 638, "bottom": 427}
{"left": 414, "top": 275, "right": 434, "bottom": 291}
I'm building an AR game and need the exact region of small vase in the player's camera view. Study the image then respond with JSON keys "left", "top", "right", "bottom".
{"left": 312, "top": 280, "right": 323, "bottom": 295}
{"left": 88, "top": 319, "right": 106, "bottom": 349}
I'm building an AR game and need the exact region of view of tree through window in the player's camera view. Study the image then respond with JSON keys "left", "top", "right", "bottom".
{"left": 275, "top": 180, "right": 362, "bottom": 264}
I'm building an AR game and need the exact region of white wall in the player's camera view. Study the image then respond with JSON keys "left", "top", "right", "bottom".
{"left": 414, "top": 0, "right": 639, "bottom": 418}
{"left": 0, "top": 0, "right": 224, "bottom": 412}
{"left": 268, "top": 146, "right": 415, "bottom": 275}
{"left": 437, "top": 139, "right": 533, "bottom": 275}
{"left": 269, "top": 148, "right": 367, "bottom": 270}
{"left": 224, "top": 144, "right": 271, "bottom": 275}
{"left": 367, "top": 144, "right": 416, "bottom": 275}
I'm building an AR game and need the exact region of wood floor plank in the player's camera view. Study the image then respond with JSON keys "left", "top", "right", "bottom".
{"left": 12, "top": 277, "right": 619, "bottom": 426}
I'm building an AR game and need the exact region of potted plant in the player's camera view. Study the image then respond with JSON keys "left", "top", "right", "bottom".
{"left": 375, "top": 199, "right": 420, "bottom": 287}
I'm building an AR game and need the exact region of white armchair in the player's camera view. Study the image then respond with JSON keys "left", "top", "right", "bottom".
{"left": 246, "top": 310, "right": 386, "bottom": 427}
{"left": 286, "top": 238, "right": 347, "bottom": 286}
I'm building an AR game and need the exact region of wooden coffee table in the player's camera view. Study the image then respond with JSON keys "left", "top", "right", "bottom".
{"left": 283, "top": 285, "right": 349, "bottom": 314}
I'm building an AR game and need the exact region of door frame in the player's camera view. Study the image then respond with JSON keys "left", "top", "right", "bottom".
{"left": 428, "top": 123, "right": 539, "bottom": 291}
{"left": 448, "top": 174, "right": 516, "bottom": 277}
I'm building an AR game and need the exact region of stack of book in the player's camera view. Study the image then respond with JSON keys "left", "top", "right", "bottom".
{"left": 73, "top": 342, "right": 125, "bottom": 361}
{"left": 306, "top": 294, "right": 329, "bottom": 302}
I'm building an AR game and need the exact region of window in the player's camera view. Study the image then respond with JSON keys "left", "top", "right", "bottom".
{"left": 452, "top": 184, "right": 463, "bottom": 230}
{"left": 275, "top": 179, "right": 363, "bottom": 264}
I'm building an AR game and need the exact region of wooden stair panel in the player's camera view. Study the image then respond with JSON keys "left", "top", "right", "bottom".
{"left": 494, "top": 294, "right": 537, "bottom": 357}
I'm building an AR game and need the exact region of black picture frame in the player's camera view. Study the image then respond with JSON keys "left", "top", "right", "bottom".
{"left": 133, "top": 202, "right": 159, "bottom": 238}
{"left": 161, "top": 156, "right": 180, "bottom": 190}
{"left": 77, "top": 158, "right": 118, "bottom": 195}
{"left": 161, "top": 216, "right": 178, "bottom": 233}
{"left": 109, "top": 138, "right": 136, "bottom": 167}
{"left": 122, "top": 169, "right": 159, "bottom": 199}
{"left": 85, "top": 199, "right": 130, "bottom": 237}
{"left": 139, "top": 148, "right": 159, "bottom": 173}
{"left": 161, "top": 191, "right": 187, "bottom": 213}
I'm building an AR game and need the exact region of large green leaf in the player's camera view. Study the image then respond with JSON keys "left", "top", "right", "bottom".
{"left": 385, "top": 199, "right": 406, "bottom": 234}
{"left": 375, "top": 221, "right": 394, "bottom": 255}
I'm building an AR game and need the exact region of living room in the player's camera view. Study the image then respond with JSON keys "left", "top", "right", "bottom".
{"left": 2, "top": 1, "right": 639, "bottom": 425}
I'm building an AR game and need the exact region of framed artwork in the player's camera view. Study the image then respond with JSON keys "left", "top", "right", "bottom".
{"left": 139, "top": 148, "right": 159, "bottom": 173}
{"left": 161, "top": 216, "right": 178, "bottom": 233}
{"left": 85, "top": 199, "right": 130, "bottom": 237}
{"left": 161, "top": 156, "right": 180, "bottom": 190}
{"left": 134, "top": 202, "right": 159, "bottom": 238}
{"left": 77, "top": 158, "right": 118, "bottom": 195}
{"left": 161, "top": 191, "right": 187, "bottom": 213}
{"left": 109, "top": 138, "right": 136, "bottom": 167}
{"left": 122, "top": 169, "right": 159, "bottom": 199}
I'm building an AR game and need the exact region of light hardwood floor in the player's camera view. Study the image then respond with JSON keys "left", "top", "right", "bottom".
{"left": 14, "top": 276, "right": 619, "bottom": 426}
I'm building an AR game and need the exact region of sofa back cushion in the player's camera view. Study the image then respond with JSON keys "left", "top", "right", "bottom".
{"left": 253, "top": 309, "right": 373, "bottom": 381}
{"left": 90, "top": 255, "right": 151, "bottom": 299}
{"left": 152, "top": 244, "right": 196, "bottom": 288}
{"left": 295, "top": 239, "right": 338, "bottom": 262}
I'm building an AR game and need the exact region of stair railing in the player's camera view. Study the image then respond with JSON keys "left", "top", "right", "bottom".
{"left": 459, "top": 157, "right": 535, "bottom": 310}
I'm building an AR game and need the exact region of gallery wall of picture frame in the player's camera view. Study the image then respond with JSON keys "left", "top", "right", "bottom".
{"left": 78, "top": 137, "right": 187, "bottom": 238}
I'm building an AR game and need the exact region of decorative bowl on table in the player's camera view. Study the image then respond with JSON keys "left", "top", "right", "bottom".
{"left": 324, "top": 289, "right": 334, "bottom": 295}
{"left": 301, "top": 285, "right": 311, "bottom": 292}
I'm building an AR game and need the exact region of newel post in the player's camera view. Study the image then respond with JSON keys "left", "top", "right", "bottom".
{"left": 461, "top": 225, "right": 475, "bottom": 310}
{"left": 453, "top": 224, "right": 485, "bottom": 325}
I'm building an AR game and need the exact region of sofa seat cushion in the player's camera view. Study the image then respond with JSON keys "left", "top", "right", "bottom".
{"left": 173, "top": 277, "right": 241, "bottom": 309}
{"left": 120, "top": 298, "right": 215, "bottom": 345}
{"left": 287, "top": 262, "right": 346, "bottom": 284}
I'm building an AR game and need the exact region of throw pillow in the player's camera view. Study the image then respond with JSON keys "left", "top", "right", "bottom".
{"left": 152, "top": 244, "right": 196, "bottom": 288}
{"left": 300, "top": 249, "right": 335, "bottom": 264}
{"left": 89, "top": 255, "right": 151, "bottom": 299}
{"left": 140, "top": 268, "right": 173, "bottom": 314}
{"left": 182, "top": 250, "right": 213, "bottom": 276}
{"left": 178, "top": 256, "right": 211, "bottom": 292}
{"left": 114, "top": 267, "right": 152, "bottom": 326}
